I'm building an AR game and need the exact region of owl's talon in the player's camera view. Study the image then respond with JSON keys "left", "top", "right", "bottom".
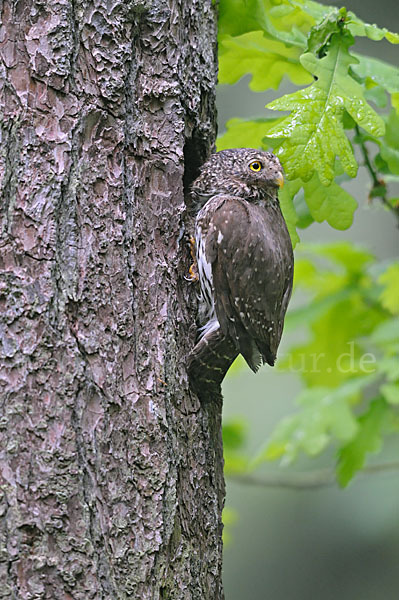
{"left": 185, "top": 263, "right": 199, "bottom": 282}
{"left": 185, "top": 236, "right": 198, "bottom": 281}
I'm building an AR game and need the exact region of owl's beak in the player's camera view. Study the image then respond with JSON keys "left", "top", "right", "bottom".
{"left": 275, "top": 172, "right": 284, "bottom": 188}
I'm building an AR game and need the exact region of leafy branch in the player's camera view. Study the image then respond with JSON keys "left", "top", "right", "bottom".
{"left": 218, "top": 1, "right": 399, "bottom": 245}
{"left": 218, "top": 0, "right": 399, "bottom": 488}
{"left": 223, "top": 245, "right": 399, "bottom": 487}
{"left": 265, "top": 28, "right": 385, "bottom": 185}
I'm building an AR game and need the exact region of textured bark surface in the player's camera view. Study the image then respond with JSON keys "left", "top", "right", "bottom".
{"left": 0, "top": 1, "right": 224, "bottom": 598}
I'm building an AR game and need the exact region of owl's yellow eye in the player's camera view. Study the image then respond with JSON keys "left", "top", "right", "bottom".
{"left": 249, "top": 161, "right": 262, "bottom": 172}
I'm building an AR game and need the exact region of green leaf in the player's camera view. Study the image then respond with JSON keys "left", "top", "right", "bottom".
{"left": 282, "top": 292, "right": 382, "bottom": 386}
{"left": 377, "top": 110, "right": 399, "bottom": 175}
{"left": 351, "top": 54, "right": 399, "bottom": 94}
{"left": 222, "top": 507, "right": 237, "bottom": 528}
{"left": 293, "top": 191, "right": 314, "bottom": 228}
{"left": 291, "top": 256, "right": 318, "bottom": 287}
{"left": 286, "top": 0, "right": 332, "bottom": 22}
{"left": 302, "top": 173, "right": 358, "bottom": 229}
{"left": 218, "top": 0, "right": 266, "bottom": 38}
{"left": 261, "top": 385, "right": 360, "bottom": 464}
{"left": 278, "top": 180, "right": 301, "bottom": 247}
{"left": 227, "top": 354, "right": 247, "bottom": 375}
{"left": 305, "top": 241, "right": 374, "bottom": 272}
{"left": 280, "top": 164, "right": 356, "bottom": 235}
{"left": 378, "top": 357, "right": 399, "bottom": 382}
{"left": 223, "top": 419, "right": 247, "bottom": 450}
{"left": 223, "top": 419, "right": 250, "bottom": 475}
{"left": 265, "top": 32, "right": 385, "bottom": 184}
{"left": 284, "top": 288, "right": 351, "bottom": 331}
{"left": 305, "top": 6, "right": 346, "bottom": 56}
{"left": 267, "top": 1, "right": 316, "bottom": 47}
{"left": 371, "top": 317, "right": 399, "bottom": 347}
{"left": 219, "top": 31, "right": 312, "bottom": 91}
{"left": 347, "top": 12, "right": 399, "bottom": 44}
{"left": 337, "top": 398, "right": 388, "bottom": 486}
{"left": 378, "top": 263, "right": 399, "bottom": 315}
{"left": 388, "top": 197, "right": 399, "bottom": 211}
{"left": 217, "top": 117, "right": 283, "bottom": 151}
{"left": 222, "top": 507, "right": 238, "bottom": 546}
{"left": 364, "top": 84, "right": 387, "bottom": 109}
{"left": 381, "top": 383, "right": 399, "bottom": 406}
{"left": 224, "top": 453, "right": 250, "bottom": 475}
{"left": 218, "top": 0, "right": 309, "bottom": 47}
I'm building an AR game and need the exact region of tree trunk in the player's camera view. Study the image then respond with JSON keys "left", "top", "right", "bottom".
{"left": 0, "top": 1, "right": 224, "bottom": 598}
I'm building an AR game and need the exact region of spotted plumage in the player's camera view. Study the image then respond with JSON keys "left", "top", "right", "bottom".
{"left": 189, "top": 148, "right": 293, "bottom": 377}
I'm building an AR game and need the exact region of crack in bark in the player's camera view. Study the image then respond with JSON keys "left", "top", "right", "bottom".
{"left": 0, "top": 119, "right": 19, "bottom": 237}
{"left": 68, "top": 0, "right": 81, "bottom": 91}
{"left": 50, "top": 116, "right": 82, "bottom": 332}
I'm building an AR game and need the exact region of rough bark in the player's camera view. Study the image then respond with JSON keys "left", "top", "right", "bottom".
{"left": 0, "top": 1, "right": 224, "bottom": 598}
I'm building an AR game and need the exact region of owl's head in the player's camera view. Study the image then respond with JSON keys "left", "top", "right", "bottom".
{"left": 191, "top": 148, "right": 284, "bottom": 205}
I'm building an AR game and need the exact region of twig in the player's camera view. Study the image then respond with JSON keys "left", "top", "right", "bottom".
{"left": 354, "top": 124, "right": 399, "bottom": 225}
{"left": 227, "top": 461, "right": 399, "bottom": 490}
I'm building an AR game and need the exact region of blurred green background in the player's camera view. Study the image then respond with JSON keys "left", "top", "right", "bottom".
{"left": 217, "top": 1, "right": 399, "bottom": 598}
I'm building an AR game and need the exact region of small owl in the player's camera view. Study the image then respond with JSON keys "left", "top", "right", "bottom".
{"left": 189, "top": 148, "right": 293, "bottom": 380}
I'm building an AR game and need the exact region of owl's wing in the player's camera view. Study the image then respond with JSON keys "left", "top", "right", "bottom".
{"left": 204, "top": 195, "right": 293, "bottom": 371}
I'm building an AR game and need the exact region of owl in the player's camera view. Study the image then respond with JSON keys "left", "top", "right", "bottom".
{"left": 188, "top": 148, "right": 294, "bottom": 384}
